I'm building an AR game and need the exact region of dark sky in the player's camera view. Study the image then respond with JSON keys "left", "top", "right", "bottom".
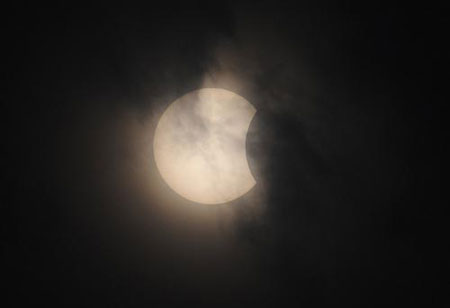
{"left": 5, "top": 1, "right": 445, "bottom": 307}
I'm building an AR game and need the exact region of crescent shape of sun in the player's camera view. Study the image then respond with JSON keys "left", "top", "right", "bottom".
{"left": 153, "top": 88, "right": 256, "bottom": 204}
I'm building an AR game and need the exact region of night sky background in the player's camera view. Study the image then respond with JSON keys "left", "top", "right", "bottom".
{"left": 5, "top": 1, "right": 446, "bottom": 307}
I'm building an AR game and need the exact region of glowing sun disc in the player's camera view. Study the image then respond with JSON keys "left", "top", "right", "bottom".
{"left": 153, "top": 88, "right": 256, "bottom": 204}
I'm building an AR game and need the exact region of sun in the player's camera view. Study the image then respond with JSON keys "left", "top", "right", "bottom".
{"left": 153, "top": 88, "right": 256, "bottom": 204}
